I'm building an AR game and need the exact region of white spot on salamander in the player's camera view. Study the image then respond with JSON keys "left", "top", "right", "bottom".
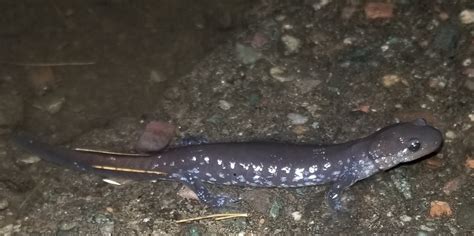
{"left": 323, "top": 162, "right": 331, "bottom": 170}
{"left": 188, "top": 168, "right": 200, "bottom": 174}
{"left": 293, "top": 168, "right": 305, "bottom": 182}
{"left": 204, "top": 156, "right": 210, "bottom": 164}
{"left": 308, "top": 165, "right": 318, "bottom": 173}
{"left": 217, "top": 159, "right": 222, "bottom": 165}
{"left": 191, "top": 156, "right": 197, "bottom": 161}
{"left": 209, "top": 177, "right": 217, "bottom": 182}
{"left": 230, "top": 162, "right": 236, "bottom": 169}
{"left": 280, "top": 176, "right": 287, "bottom": 182}
{"left": 253, "top": 175, "right": 260, "bottom": 180}
{"left": 281, "top": 166, "right": 291, "bottom": 174}
{"left": 240, "top": 163, "right": 250, "bottom": 170}
{"left": 307, "top": 174, "right": 317, "bottom": 180}
{"left": 205, "top": 173, "right": 212, "bottom": 177}
{"left": 237, "top": 175, "right": 245, "bottom": 182}
{"left": 268, "top": 165, "right": 277, "bottom": 174}
{"left": 218, "top": 172, "right": 225, "bottom": 178}
{"left": 169, "top": 161, "right": 175, "bottom": 167}
{"left": 252, "top": 164, "right": 263, "bottom": 172}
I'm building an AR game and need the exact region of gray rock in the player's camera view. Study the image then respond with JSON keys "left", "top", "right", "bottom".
{"left": 281, "top": 34, "right": 302, "bottom": 55}
{"left": 287, "top": 113, "right": 308, "bottom": 125}
{"left": 236, "top": 43, "right": 261, "bottom": 65}
{"left": 270, "top": 67, "right": 294, "bottom": 82}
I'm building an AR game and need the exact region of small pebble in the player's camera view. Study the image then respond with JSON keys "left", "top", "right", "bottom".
{"left": 291, "top": 211, "right": 302, "bottom": 221}
{"left": 419, "top": 225, "right": 435, "bottom": 232}
{"left": 269, "top": 200, "right": 283, "bottom": 219}
{"left": 218, "top": 100, "right": 233, "bottom": 110}
{"left": 459, "top": 10, "right": 474, "bottom": 24}
{"left": 270, "top": 67, "right": 293, "bottom": 82}
{"left": 281, "top": 34, "right": 302, "bottom": 55}
{"left": 0, "top": 198, "right": 8, "bottom": 210}
{"left": 292, "top": 125, "right": 308, "bottom": 135}
{"left": 463, "top": 68, "right": 474, "bottom": 78}
{"left": 236, "top": 43, "right": 261, "bottom": 65}
{"left": 464, "top": 79, "right": 474, "bottom": 91}
{"left": 382, "top": 74, "right": 401, "bottom": 87}
{"left": 400, "top": 215, "right": 412, "bottom": 222}
{"left": 177, "top": 185, "right": 199, "bottom": 201}
{"left": 287, "top": 113, "right": 308, "bottom": 125}
{"left": 312, "top": 0, "right": 331, "bottom": 11}
{"left": 462, "top": 58, "right": 472, "bottom": 67}
{"left": 59, "top": 221, "right": 78, "bottom": 231}
{"left": 428, "top": 76, "right": 447, "bottom": 89}
{"left": 445, "top": 130, "right": 456, "bottom": 139}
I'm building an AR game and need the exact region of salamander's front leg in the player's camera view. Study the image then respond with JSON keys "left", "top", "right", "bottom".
{"left": 177, "top": 172, "right": 238, "bottom": 208}
{"left": 326, "top": 171, "right": 358, "bottom": 212}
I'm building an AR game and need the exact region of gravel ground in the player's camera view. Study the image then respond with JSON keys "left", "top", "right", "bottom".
{"left": 0, "top": 0, "right": 473, "bottom": 234}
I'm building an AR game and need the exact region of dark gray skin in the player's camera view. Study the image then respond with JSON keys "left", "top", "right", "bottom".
{"left": 12, "top": 118, "right": 443, "bottom": 211}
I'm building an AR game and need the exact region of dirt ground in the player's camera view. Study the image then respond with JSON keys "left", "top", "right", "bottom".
{"left": 0, "top": 0, "right": 473, "bottom": 234}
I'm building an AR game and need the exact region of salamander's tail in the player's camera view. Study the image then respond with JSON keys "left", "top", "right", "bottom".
{"left": 11, "top": 134, "right": 167, "bottom": 179}
{"left": 11, "top": 134, "right": 96, "bottom": 171}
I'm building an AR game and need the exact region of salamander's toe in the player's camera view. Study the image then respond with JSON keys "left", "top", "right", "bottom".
{"left": 207, "top": 194, "right": 240, "bottom": 209}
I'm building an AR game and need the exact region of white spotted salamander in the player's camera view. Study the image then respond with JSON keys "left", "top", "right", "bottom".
{"left": 12, "top": 118, "right": 443, "bottom": 211}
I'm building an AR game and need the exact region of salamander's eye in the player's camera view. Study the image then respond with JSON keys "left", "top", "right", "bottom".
{"left": 408, "top": 138, "right": 421, "bottom": 152}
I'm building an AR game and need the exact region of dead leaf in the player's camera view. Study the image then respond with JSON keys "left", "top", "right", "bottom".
{"left": 429, "top": 200, "right": 452, "bottom": 218}
{"left": 465, "top": 157, "right": 474, "bottom": 169}
{"left": 365, "top": 2, "right": 394, "bottom": 19}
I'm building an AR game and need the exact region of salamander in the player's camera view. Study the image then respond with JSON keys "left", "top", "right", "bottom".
{"left": 12, "top": 118, "right": 443, "bottom": 211}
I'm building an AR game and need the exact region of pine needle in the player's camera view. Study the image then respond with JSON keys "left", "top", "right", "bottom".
{"left": 176, "top": 213, "right": 248, "bottom": 223}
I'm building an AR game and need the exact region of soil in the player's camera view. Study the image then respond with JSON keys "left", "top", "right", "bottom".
{"left": 0, "top": 0, "right": 473, "bottom": 234}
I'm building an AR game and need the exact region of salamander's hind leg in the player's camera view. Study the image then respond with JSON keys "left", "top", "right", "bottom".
{"left": 190, "top": 180, "right": 239, "bottom": 208}
{"left": 176, "top": 172, "right": 238, "bottom": 208}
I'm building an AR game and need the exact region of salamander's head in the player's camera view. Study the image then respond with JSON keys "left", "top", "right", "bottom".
{"left": 367, "top": 118, "right": 443, "bottom": 170}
